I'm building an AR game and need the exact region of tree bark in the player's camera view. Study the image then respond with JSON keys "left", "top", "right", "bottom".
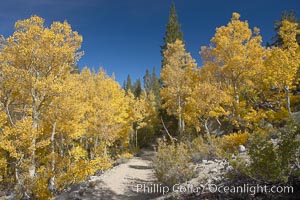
{"left": 104, "top": 145, "right": 107, "bottom": 156}
{"left": 284, "top": 85, "right": 292, "bottom": 115}
{"left": 49, "top": 119, "right": 57, "bottom": 192}
{"left": 161, "top": 116, "right": 177, "bottom": 141}
{"left": 233, "top": 84, "right": 240, "bottom": 117}
{"left": 204, "top": 118, "right": 210, "bottom": 134}
{"left": 91, "top": 136, "right": 99, "bottom": 159}
{"left": 30, "top": 89, "right": 39, "bottom": 179}
{"left": 5, "top": 101, "right": 16, "bottom": 127}
{"left": 178, "top": 95, "right": 184, "bottom": 134}
{"left": 135, "top": 129, "right": 138, "bottom": 148}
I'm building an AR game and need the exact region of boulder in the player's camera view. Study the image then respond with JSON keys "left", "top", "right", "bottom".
{"left": 238, "top": 145, "right": 246, "bottom": 153}
{"left": 207, "top": 160, "right": 215, "bottom": 165}
{"left": 209, "top": 168, "right": 218, "bottom": 173}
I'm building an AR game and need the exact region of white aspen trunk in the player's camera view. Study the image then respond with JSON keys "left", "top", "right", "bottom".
{"left": 49, "top": 120, "right": 57, "bottom": 192}
{"left": 15, "top": 166, "right": 20, "bottom": 185}
{"left": 30, "top": 86, "right": 40, "bottom": 180}
{"left": 91, "top": 136, "right": 99, "bottom": 159}
{"left": 135, "top": 129, "right": 138, "bottom": 148}
{"left": 233, "top": 84, "right": 240, "bottom": 119}
{"left": 60, "top": 135, "right": 64, "bottom": 157}
{"left": 284, "top": 85, "right": 292, "bottom": 115}
{"left": 104, "top": 144, "right": 107, "bottom": 156}
{"left": 178, "top": 96, "right": 183, "bottom": 134}
{"left": 30, "top": 103, "right": 38, "bottom": 179}
{"left": 51, "top": 121, "right": 56, "bottom": 173}
{"left": 5, "top": 101, "right": 16, "bottom": 127}
{"left": 234, "top": 84, "right": 240, "bottom": 104}
{"left": 204, "top": 119, "right": 209, "bottom": 134}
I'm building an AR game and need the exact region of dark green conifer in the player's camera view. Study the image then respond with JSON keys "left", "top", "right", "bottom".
{"left": 161, "top": 2, "right": 184, "bottom": 67}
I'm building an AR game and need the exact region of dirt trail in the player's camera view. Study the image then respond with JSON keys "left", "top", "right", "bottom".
{"left": 56, "top": 150, "right": 161, "bottom": 200}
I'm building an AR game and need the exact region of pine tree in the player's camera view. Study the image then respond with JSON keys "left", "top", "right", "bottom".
{"left": 125, "top": 74, "right": 133, "bottom": 93}
{"left": 143, "top": 69, "right": 151, "bottom": 94}
{"left": 122, "top": 80, "right": 126, "bottom": 90}
{"left": 161, "top": 2, "right": 184, "bottom": 67}
{"left": 133, "top": 78, "right": 142, "bottom": 98}
{"left": 270, "top": 10, "right": 300, "bottom": 47}
{"left": 0, "top": 35, "right": 6, "bottom": 51}
{"left": 151, "top": 68, "right": 161, "bottom": 108}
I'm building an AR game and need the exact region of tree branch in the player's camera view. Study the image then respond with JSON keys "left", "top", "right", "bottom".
{"left": 161, "top": 116, "right": 177, "bottom": 141}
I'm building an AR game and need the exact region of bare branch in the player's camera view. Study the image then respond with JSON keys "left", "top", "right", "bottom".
{"left": 161, "top": 116, "right": 177, "bottom": 141}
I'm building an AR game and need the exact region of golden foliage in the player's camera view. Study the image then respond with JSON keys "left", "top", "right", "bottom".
{"left": 117, "top": 152, "right": 134, "bottom": 159}
{"left": 160, "top": 39, "right": 198, "bottom": 133}
{"left": 0, "top": 16, "right": 143, "bottom": 199}
{"left": 0, "top": 10, "right": 299, "bottom": 199}
{"left": 222, "top": 132, "right": 249, "bottom": 152}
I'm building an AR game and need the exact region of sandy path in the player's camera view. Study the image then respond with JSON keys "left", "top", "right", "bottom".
{"left": 56, "top": 150, "right": 160, "bottom": 200}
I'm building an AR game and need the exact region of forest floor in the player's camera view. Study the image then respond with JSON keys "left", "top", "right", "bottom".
{"left": 55, "top": 150, "right": 161, "bottom": 200}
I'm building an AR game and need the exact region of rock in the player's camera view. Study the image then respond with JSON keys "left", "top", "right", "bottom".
{"left": 214, "top": 159, "right": 223, "bottom": 164}
{"left": 80, "top": 182, "right": 88, "bottom": 188}
{"left": 226, "top": 166, "right": 234, "bottom": 172}
{"left": 5, "top": 193, "right": 16, "bottom": 200}
{"left": 238, "top": 145, "right": 246, "bottom": 153}
{"left": 271, "top": 138, "right": 278, "bottom": 146}
{"left": 0, "top": 190, "right": 5, "bottom": 197}
{"left": 188, "top": 178, "right": 199, "bottom": 187}
{"left": 209, "top": 168, "right": 218, "bottom": 173}
{"left": 219, "top": 160, "right": 227, "bottom": 166}
{"left": 265, "top": 123, "right": 273, "bottom": 129}
{"left": 68, "top": 191, "right": 81, "bottom": 200}
{"left": 78, "top": 188, "right": 85, "bottom": 196}
{"left": 212, "top": 176, "right": 222, "bottom": 182}
{"left": 207, "top": 160, "right": 215, "bottom": 164}
{"left": 202, "top": 159, "right": 208, "bottom": 164}
{"left": 218, "top": 165, "right": 225, "bottom": 171}
{"left": 224, "top": 162, "right": 229, "bottom": 169}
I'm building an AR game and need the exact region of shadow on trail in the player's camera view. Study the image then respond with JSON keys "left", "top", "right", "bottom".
{"left": 128, "top": 165, "right": 153, "bottom": 170}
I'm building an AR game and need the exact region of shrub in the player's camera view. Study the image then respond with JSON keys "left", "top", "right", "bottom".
{"left": 190, "top": 136, "right": 210, "bottom": 162}
{"left": 244, "top": 121, "right": 300, "bottom": 182}
{"left": 153, "top": 138, "right": 195, "bottom": 186}
{"left": 190, "top": 133, "right": 226, "bottom": 162}
{"left": 222, "top": 131, "right": 249, "bottom": 153}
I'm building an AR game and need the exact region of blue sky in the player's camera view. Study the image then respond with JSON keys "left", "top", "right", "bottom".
{"left": 0, "top": 0, "right": 299, "bottom": 84}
